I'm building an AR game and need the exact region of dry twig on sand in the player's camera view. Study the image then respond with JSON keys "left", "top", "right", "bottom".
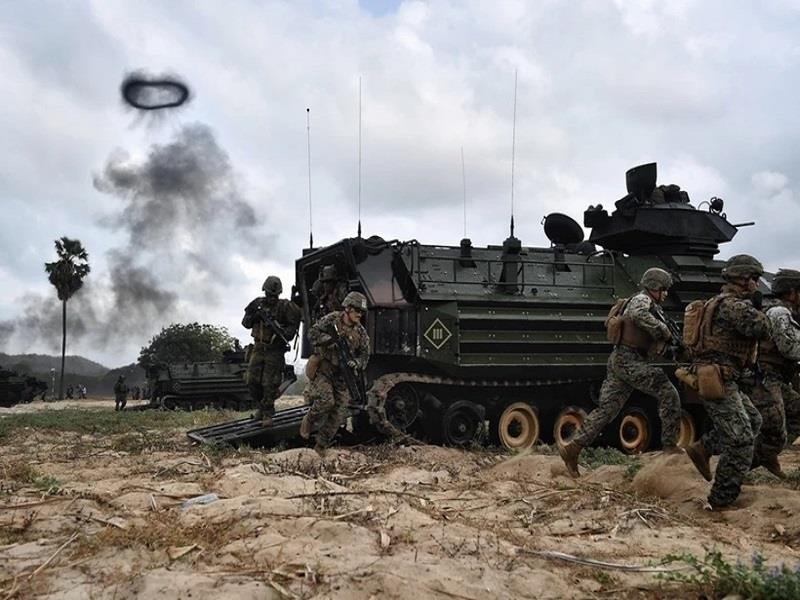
{"left": 521, "top": 549, "right": 685, "bottom": 573}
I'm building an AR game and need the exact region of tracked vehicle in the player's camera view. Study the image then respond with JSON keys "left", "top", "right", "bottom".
{"left": 189, "top": 163, "right": 755, "bottom": 452}
{"left": 0, "top": 366, "right": 47, "bottom": 407}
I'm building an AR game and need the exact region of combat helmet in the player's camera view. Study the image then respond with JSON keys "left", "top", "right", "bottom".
{"left": 771, "top": 269, "right": 800, "bottom": 296}
{"left": 320, "top": 265, "right": 337, "bottom": 282}
{"left": 262, "top": 276, "right": 283, "bottom": 296}
{"left": 640, "top": 268, "right": 673, "bottom": 291}
{"left": 722, "top": 255, "right": 764, "bottom": 280}
{"left": 342, "top": 291, "right": 368, "bottom": 312}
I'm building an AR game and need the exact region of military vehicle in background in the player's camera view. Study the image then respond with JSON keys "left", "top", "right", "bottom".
{"left": 189, "top": 163, "right": 756, "bottom": 452}
{"left": 146, "top": 349, "right": 297, "bottom": 411}
{"left": 0, "top": 365, "right": 47, "bottom": 407}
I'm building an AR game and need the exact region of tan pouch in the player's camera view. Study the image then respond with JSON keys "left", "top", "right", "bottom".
{"left": 675, "top": 366, "right": 698, "bottom": 390}
{"left": 305, "top": 354, "right": 321, "bottom": 380}
{"left": 697, "top": 363, "right": 725, "bottom": 401}
{"left": 604, "top": 297, "right": 629, "bottom": 344}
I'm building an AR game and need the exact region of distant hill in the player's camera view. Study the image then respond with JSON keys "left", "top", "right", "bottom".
{"left": 0, "top": 353, "right": 109, "bottom": 377}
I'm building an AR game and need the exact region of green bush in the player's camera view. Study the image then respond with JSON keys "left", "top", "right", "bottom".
{"left": 660, "top": 550, "right": 800, "bottom": 599}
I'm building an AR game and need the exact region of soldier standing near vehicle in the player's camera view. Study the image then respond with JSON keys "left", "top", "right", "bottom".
{"left": 747, "top": 269, "right": 800, "bottom": 476}
{"left": 559, "top": 268, "right": 682, "bottom": 477}
{"left": 683, "top": 255, "right": 770, "bottom": 509}
{"left": 113, "top": 375, "right": 128, "bottom": 411}
{"left": 242, "top": 276, "right": 301, "bottom": 427}
{"left": 299, "top": 291, "right": 370, "bottom": 455}
{"left": 310, "top": 265, "right": 349, "bottom": 323}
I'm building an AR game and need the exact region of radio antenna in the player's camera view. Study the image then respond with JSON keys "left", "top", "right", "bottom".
{"left": 461, "top": 146, "right": 467, "bottom": 238}
{"left": 306, "top": 107, "right": 313, "bottom": 249}
{"left": 510, "top": 69, "right": 518, "bottom": 238}
{"left": 357, "top": 75, "right": 363, "bottom": 238}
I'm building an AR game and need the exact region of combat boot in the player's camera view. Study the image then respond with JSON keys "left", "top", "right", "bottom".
{"left": 313, "top": 444, "right": 327, "bottom": 457}
{"left": 686, "top": 440, "right": 712, "bottom": 482}
{"left": 558, "top": 441, "right": 582, "bottom": 478}
{"left": 299, "top": 413, "right": 311, "bottom": 440}
{"left": 761, "top": 455, "right": 787, "bottom": 479}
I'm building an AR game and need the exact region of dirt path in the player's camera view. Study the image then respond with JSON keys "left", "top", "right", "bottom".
{"left": 1, "top": 404, "right": 799, "bottom": 598}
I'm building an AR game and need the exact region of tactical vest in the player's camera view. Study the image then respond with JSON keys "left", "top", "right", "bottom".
{"left": 605, "top": 296, "right": 655, "bottom": 351}
{"left": 693, "top": 293, "right": 757, "bottom": 368}
{"left": 317, "top": 313, "right": 365, "bottom": 368}
{"left": 758, "top": 303, "right": 796, "bottom": 375}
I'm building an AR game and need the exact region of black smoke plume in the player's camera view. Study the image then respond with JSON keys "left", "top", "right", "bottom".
{"left": 1, "top": 123, "right": 262, "bottom": 356}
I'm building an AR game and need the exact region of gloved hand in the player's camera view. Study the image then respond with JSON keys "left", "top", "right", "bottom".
{"left": 347, "top": 359, "right": 358, "bottom": 369}
{"left": 751, "top": 291, "right": 763, "bottom": 310}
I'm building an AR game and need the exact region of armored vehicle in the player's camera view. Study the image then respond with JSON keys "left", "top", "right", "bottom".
{"left": 0, "top": 366, "right": 47, "bottom": 407}
{"left": 190, "top": 163, "right": 754, "bottom": 451}
{"left": 147, "top": 349, "right": 297, "bottom": 411}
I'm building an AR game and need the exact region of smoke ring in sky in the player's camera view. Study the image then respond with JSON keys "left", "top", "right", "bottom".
{"left": 121, "top": 74, "right": 190, "bottom": 110}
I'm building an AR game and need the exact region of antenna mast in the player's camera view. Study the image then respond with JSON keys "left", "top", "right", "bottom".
{"left": 510, "top": 69, "right": 518, "bottom": 238}
{"left": 357, "top": 75, "right": 363, "bottom": 238}
{"left": 306, "top": 107, "right": 313, "bottom": 248}
{"left": 461, "top": 146, "right": 467, "bottom": 238}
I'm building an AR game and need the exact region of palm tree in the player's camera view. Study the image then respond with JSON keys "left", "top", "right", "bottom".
{"left": 45, "top": 237, "right": 90, "bottom": 400}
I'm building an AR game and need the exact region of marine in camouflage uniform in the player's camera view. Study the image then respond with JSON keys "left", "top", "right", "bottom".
{"left": 559, "top": 268, "right": 682, "bottom": 477}
{"left": 299, "top": 292, "right": 370, "bottom": 454}
{"left": 242, "top": 276, "right": 301, "bottom": 426}
{"left": 748, "top": 269, "right": 800, "bottom": 476}
{"left": 113, "top": 375, "right": 128, "bottom": 411}
{"left": 685, "top": 255, "right": 771, "bottom": 509}
{"left": 310, "top": 265, "right": 349, "bottom": 323}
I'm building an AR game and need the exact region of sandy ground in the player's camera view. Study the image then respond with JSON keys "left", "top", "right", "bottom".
{"left": 2, "top": 400, "right": 800, "bottom": 599}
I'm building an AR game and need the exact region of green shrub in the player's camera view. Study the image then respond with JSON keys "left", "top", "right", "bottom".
{"left": 660, "top": 549, "right": 800, "bottom": 599}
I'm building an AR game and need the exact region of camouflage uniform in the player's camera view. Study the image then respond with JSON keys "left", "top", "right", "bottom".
{"left": 304, "top": 310, "right": 370, "bottom": 449}
{"left": 574, "top": 291, "right": 681, "bottom": 448}
{"left": 310, "top": 266, "right": 349, "bottom": 323}
{"left": 113, "top": 377, "right": 128, "bottom": 411}
{"left": 242, "top": 285, "right": 301, "bottom": 421}
{"left": 750, "top": 296, "right": 800, "bottom": 465}
{"left": 694, "top": 283, "right": 770, "bottom": 507}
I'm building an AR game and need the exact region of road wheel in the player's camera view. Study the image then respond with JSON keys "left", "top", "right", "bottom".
{"left": 677, "top": 410, "right": 697, "bottom": 448}
{"left": 618, "top": 408, "right": 651, "bottom": 454}
{"left": 497, "top": 402, "right": 540, "bottom": 451}
{"left": 553, "top": 406, "right": 587, "bottom": 448}
{"left": 442, "top": 401, "right": 484, "bottom": 446}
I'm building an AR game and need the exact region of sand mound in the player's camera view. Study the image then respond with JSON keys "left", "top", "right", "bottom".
{"left": 631, "top": 452, "right": 708, "bottom": 506}
{"left": 483, "top": 452, "right": 569, "bottom": 485}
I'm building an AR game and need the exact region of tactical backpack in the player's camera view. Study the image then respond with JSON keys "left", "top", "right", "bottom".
{"left": 604, "top": 297, "right": 630, "bottom": 344}
{"left": 681, "top": 294, "right": 732, "bottom": 354}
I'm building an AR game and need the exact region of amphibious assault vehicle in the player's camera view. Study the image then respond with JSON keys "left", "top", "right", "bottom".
{"left": 0, "top": 366, "right": 47, "bottom": 407}
{"left": 146, "top": 349, "right": 297, "bottom": 411}
{"left": 189, "top": 163, "right": 754, "bottom": 452}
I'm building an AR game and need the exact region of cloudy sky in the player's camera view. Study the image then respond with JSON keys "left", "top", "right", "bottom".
{"left": 2, "top": 0, "right": 800, "bottom": 367}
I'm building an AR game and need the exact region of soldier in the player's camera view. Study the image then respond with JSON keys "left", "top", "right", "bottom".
{"left": 310, "top": 265, "right": 349, "bottom": 323}
{"left": 299, "top": 291, "right": 370, "bottom": 454}
{"left": 242, "top": 276, "right": 301, "bottom": 427}
{"left": 113, "top": 375, "right": 128, "bottom": 411}
{"left": 684, "top": 255, "right": 770, "bottom": 509}
{"left": 748, "top": 269, "right": 800, "bottom": 477}
{"left": 559, "top": 268, "right": 682, "bottom": 477}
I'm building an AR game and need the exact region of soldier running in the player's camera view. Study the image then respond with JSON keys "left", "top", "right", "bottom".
{"left": 747, "top": 269, "right": 800, "bottom": 477}
{"left": 684, "top": 255, "right": 770, "bottom": 509}
{"left": 299, "top": 291, "right": 370, "bottom": 455}
{"left": 242, "top": 276, "right": 301, "bottom": 427}
{"left": 559, "top": 268, "right": 682, "bottom": 477}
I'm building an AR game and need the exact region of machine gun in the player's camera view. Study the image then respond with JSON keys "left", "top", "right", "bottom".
{"left": 330, "top": 322, "right": 367, "bottom": 407}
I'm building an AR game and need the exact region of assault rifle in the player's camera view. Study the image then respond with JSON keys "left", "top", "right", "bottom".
{"left": 330, "top": 322, "right": 367, "bottom": 407}
{"left": 255, "top": 306, "right": 291, "bottom": 346}
{"left": 662, "top": 315, "right": 687, "bottom": 362}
